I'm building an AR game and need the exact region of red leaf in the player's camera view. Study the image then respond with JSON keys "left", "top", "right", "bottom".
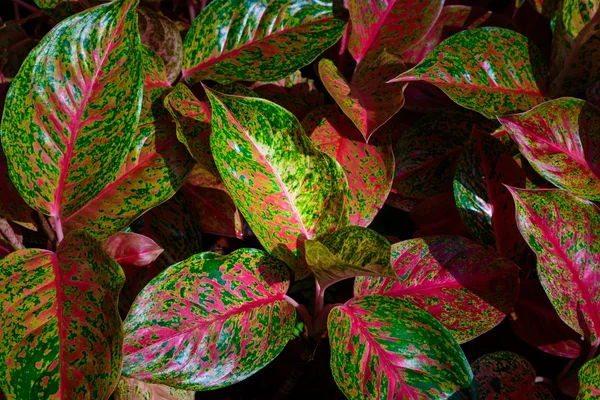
{"left": 103, "top": 232, "right": 163, "bottom": 268}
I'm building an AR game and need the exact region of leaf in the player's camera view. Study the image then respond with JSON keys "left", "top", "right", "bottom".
{"left": 301, "top": 105, "right": 394, "bottom": 227}
{"left": 103, "top": 232, "right": 163, "bottom": 267}
{"left": 115, "top": 376, "right": 195, "bottom": 400}
{"left": 207, "top": 90, "right": 349, "bottom": 279}
{"left": 508, "top": 188, "right": 600, "bottom": 344}
{"left": 510, "top": 279, "right": 582, "bottom": 359}
{"left": 410, "top": 192, "right": 470, "bottom": 237}
{"left": 318, "top": 51, "right": 407, "bottom": 140}
{"left": 392, "top": 27, "right": 548, "bottom": 118}
{"left": 182, "top": 0, "right": 347, "bottom": 84}
{"left": 34, "top": 0, "right": 86, "bottom": 21}
{"left": 0, "top": 149, "right": 36, "bottom": 231}
{"left": 578, "top": 356, "right": 600, "bottom": 399}
{"left": 392, "top": 108, "right": 498, "bottom": 200}
{"left": 328, "top": 295, "right": 473, "bottom": 399}
{"left": 453, "top": 129, "right": 527, "bottom": 259}
{"left": 305, "top": 226, "right": 393, "bottom": 289}
{"left": 122, "top": 248, "right": 296, "bottom": 390}
{"left": 355, "top": 236, "right": 520, "bottom": 342}
{"left": 472, "top": 351, "right": 553, "bottom": 399}
{"left": 347, "top": 0, "right": 444, "bottom": 63}
{"left": 499, "top": 98, "right": 600, "bottom": 200}
{"left": 1, "top": 0, "right": 143, "bottom": 226}
{"left": 138, "top": 7, "right": 183, "bottom": 84}
{"left": 62, "top": 47, "right": 193, "bottom": 239}
{"left": 0, "top": 231, "right": 124, "bottom": 398}
{"left": 550, "top": 0, "right": 600, "bottom": 97}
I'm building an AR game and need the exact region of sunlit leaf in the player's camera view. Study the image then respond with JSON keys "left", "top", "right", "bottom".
{"left": 578, "top": 356, "right": 600, "bottom": 399}
{"left": 115, "top": 376, "right": 195, "bottom": 400}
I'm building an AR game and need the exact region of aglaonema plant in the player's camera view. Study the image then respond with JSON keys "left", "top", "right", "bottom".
{"left": 1, "top": 0, "right": 600, "bottom": 398}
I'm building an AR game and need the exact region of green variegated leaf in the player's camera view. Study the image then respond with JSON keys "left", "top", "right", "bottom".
{"left": 328, "top": 295, "right": 473, "bottom": 399}
{"left": 115, "top": 377, "right": 195, "bottom": 400}
{"left": 122, "top": 249, "right": 296, "bottom": 390}
{"left": 1, "top": 0, "right": 143, "bottom": 235}
{"left": 392, "top": 27, "right": 548, "bottom": 118}
{"left": 34, "top": 0, "right": 86, "bottom": 21}
{"left": 508, "top": 188, "right": 600, "bottom": 343}
{"left": 305, "top": 226, "right": 394, "bottom": 289}
{"left": 0, "top": 231, "right": 124, "bottom": 398}
{"left": 318, "top": 50, "right": 407, "bottom": 140}
{"left": 182, "top": 0, "right": 347, "bottom": 84}
{"left": 454, "top": 129, "right": 527, "bottom": 259}
{"left": 578, "top": 356, "right": 600, "bottom": 399}
{"left": 207, "top": 90, "right": 349, "bottom": 278}
{"left": 499, "top": 98, "right": 600, "bottom": 200}
{"left": 0, "top": 149, "right": 36, "bottom": 231}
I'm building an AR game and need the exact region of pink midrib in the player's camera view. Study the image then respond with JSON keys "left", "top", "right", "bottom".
{"left": 351, "top": 0, "right": 396, "bottom": 63}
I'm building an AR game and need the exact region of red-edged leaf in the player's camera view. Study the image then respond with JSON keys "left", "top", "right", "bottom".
{"left": 182, "top": 0, "right": 347, "bottom": 84}
{"left": 499, "top": 98, "right": 600, "bottom": 200}
{"left": 115, "top": 376, "right": 195, "bottom": 399}
{"left": 510, "top": 279, "right": 582, "bottom": 359}
{"left": 207, "top": 90, "right": 349, "bottom": 279}
{"left": 103, "top": 232, "right": 163, "bottom": 267}
{"left": 355, "top": 235, "right": 520, "bottom": 342}
{"left": 588, "top": 81, "right": 600, "bottom": 109}
{"left": 0, "top": 149, "right": 36, "bottom": 231}
{"left": 319, "top": 50, "right": 407, "bottom": 140}
{"left": 0, "top": 231, "right": 124, "bottom": 398}
{"left": 122, "top": 249, "right": 296, "bottom": 390}
{"left": 453, "top": 129, "right": 527, "bottom": 259}
{"left": 347, "top": 0, "right": 443, "bottom": 63}
{"left": 578, "top": 356, "right": 600, "bottom": 399}
{"left": 328, "top": 295, "right": 473, "bottom": 399}
{"left": 302, "top": 105, "right": 394, "bottom": 227}
{"left": 410, "top": 192, "right": 470, "bottom": 237}
{"left": 508, "top": 188, "right": 600, "bottom": 344}
{"left": 392, "top": 27, "right": 548, "bottom": 118}
{"left": 1, "top": 0, "right": 143, "bottom": 228}
{"left": 472, "top": 351, "right": 553, "bottom": 399}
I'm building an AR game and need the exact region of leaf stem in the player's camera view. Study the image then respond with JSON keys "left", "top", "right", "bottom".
{"left": 285, "top": 295, "right": 313, "bottom": 334}
{"left": 0, "top": 218, "right": 23, "bottom": 251}
{"left": 9, "top": 0, "right": 39, "bottom": 13}
{"left": 186, "top": 0, "right": 196, "bottom": 22}
{"left": 314, "top": 280, "right": 324, "bottom": 316}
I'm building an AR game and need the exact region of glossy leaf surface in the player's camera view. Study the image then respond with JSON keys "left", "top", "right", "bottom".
{"left": 347, "top": 0, "right": 443, "bottom": 62}
{"left": 499, "top": 98, "right": 600, "bottom": 200}
{"left": 182, "top": 0, "right": 346, "bottom": 84}
{"left": 115, "top": 377, "right": 195, "bottom": 400}
{"left": 0, "top": 149, "right": 35, "bottom": 231}
{"left": 0, "top": 231, "right": 124, "bottom": 398}
{"left": 1, "top": 0, "right": 143, "bottom": 221}
{"left": 454, "top": 129, "right": 526, "bottom": 258}
{"left": 207, "top": 90, "right": 349, "bottom": 278}
{"left": 318, "top": 50, "right": 407, "bottom": 140}
{"left": 355, "top": 236, "right": 520, "bottom": 342}
{"left": 509, "top": 188, "right": 600, "bottom": 343}
{"left": 392, "top": 27, "right": 548, "bottom": 118}
{"left": 578, "top": 356, "right": 600, "bottom": 399}
{"left": 122, "top": 249, "right": 296, "bottom": 390}
{"left": 302, "top": 105, "right": 393, "bottom": 227}
{"left": 103, "top": 232, "right": 163, "bottom": 267}
{"left": 328, "top": 295, "right": 473, "bottom": 399}
{"left": 34, "top": 0, "right": 85, "bottom": 21}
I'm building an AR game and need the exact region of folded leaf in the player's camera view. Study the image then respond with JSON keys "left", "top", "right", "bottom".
{"left": 115, "top": 376, "right": 195, "bottom": 400}
{"left": 392, "top": 27, "right": 548, "bottom": 118}
{"left": 319, "top": 50, "right": 407, "bottom": 140}
{"left": 578, "top": 356, "right": 600, "bottom": 399}
{"left": 0, "top": 231, "right": 124, "bottom": 398}
{"left": 499, "top": 98, "right": 600, "bottom": 200}
{"left": 207, "top": 90, "right": 349, "bottom": 278}
{"left": 328, "top": 295, "right": 473, "bottom": 399}
{"left": 302, "top": 105, "right": 394, "bottom": 227}
{"left": 1, "top": 0, "right": 143, "bottom": 230}
{"left": 355, "top": 236, "right": 520, "bottom": 342}
{"left": 182, "top": 0, "right": 346, "bottom": 84}
{"left": 122, "top": 249, "right": 296, "bottom": 390}
{"left": 103, "top": 232, "right": 163, "bottom": 267}
{"left": 508, "top": 188, "right": 600, "bottom": 344}
{"left": 347, "top": 0, "right": 443, "bottom": 62}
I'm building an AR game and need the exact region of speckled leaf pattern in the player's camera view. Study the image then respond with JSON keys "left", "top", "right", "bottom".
{"left": 302, "top": 105, "right": 394, "bottom": 227}
{"left": 207, "top": 90, "right": 349, "bottom": 278}
{"left": 319, "top": 51, "right": 407, "bottom": 140}
{"left": 62, "top": 47, "right": 192, "bottom": 240}
{"left": 499, "top": 98, "right": 600, "bottom": 200}
{"left": 182, "top": 0, "right": 346, "bottom": 84}
{"left": 328, "top": 295, "right": 473, "bottom": 399}
{"left": 0, "top": 231, "right": 125, "bottom": 399}
{"left": 138, "top": 7, "right": 183, "bottom": 84}
{"left": 392, "top": 108, "right": 498, "bottom": 200}
{"left": 305, "top": 226, "right": 393, "bottom": 289}
{"left": 103, "top": 232, "right": 163, "bottom": 267}
{"left": 122, "top": 249, "right": 296, "bottom": 390}
{"left": 34, "top": 0, "right": 86, "bottom": 21}
{"left": 392, "top": 27, "right": 548, "bottom": 118}
{"left": 509, "top": 188, "right": 600, "bottom": 344}
{"left": 1, "top": 0, "right": 143, "bottom": 224}
{"left": 550, "top": 0, "right": 600, "bottom": 96}
{"left": 588, "top": 81, "right": 600, "bottom": 108}
{"left": 115, "top": 377, "right": 195, "bottom": 400}
{"left": 472, "top": 352, "right": 553, "bottom": 399}
{"left": 0, "top": 149, "right": 36, "bottom": 231}
{"left": 578, "top": 356, "right": 600, "bottom": 399}
{"left": 453, "top": 129, "right": 527, "bottom": 259}
{"left": 347, "top": 0, "right": 443, "bottom": 63}
{"left": 355, "top": 236, "right": 520, "bottom": 342}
